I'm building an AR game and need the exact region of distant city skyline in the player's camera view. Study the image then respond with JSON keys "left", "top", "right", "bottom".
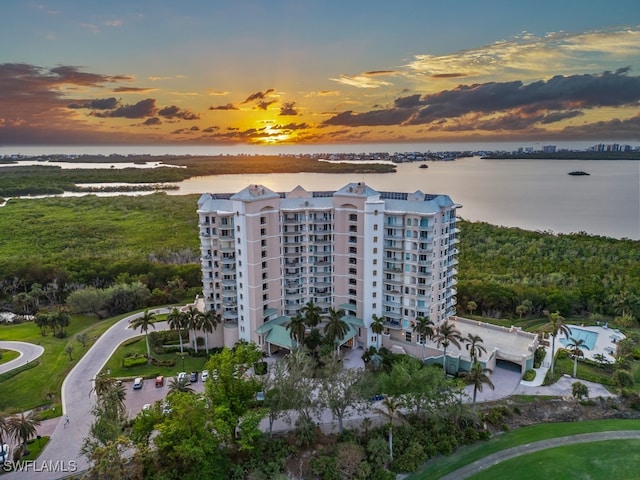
{"left": 1, "top": 1, "right": 640, "bottom": 146}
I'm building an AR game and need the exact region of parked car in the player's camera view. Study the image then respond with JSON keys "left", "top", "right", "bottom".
{"left": 142, "top": 403, "right": 152, "bottom": 411}
{"left": 133, "top": 377, "right": 144, "bottom": 389}
{"left": 177, "top": 371, "right": 187, "bottom": 382}
{"left": 190, "top": 371, "right": 198, "bottom": 383}
{"left": 201, "top": 369, "right": 209, "bottom": 381}
{"left": 155, "top": 376, "right": 164, "bottom": 387}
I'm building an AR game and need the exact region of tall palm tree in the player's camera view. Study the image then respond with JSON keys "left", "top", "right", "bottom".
{"left": 463, "top": 362, "right": 495, "bottom": 407}
{"left": 7, "top": 412, "right": 41, "bottom": 455}
{"left": 412, "top": 316, "right": 435, "bottom": 359}
{"left": 167, "top": 377, "right": 195, "bottom": 395}
{"left": 370, "top": 314, "right": 385, "bottom": 350}
{"left": 91, "top": 372, "right": 117, "bottom": 397}
{"left": 183, "top": 305, "right": 203, "bottom": 353}
{"left": 285, "top": 313, "right": 306, "bottom": 349}
{"left": 373, "top": 397, "right": 405, "bottom": 461}
{"left": 324, "top": 308, "right": 349, "bottom": 347}
{"left": 301, "top": 301, "right": 322, "bottom": 329}
{"left": 545, "top": 310, "right": 570, "bottom": 375}
{"left": 130, "top": 309, "right": 156, "bottom": 363}
{"left": 199, "top": 309, "right": 221, "bottom": 354}
{"left": 566, "top": 337, "right": 587, "bottom": 378}
{"left": 167, "top": 307, "right": 186, "bottom": 354}
{"left": 464, "top": 333, "right": 487, "bottom": 363}
{"left": 433, "top": 320, "right": 462, "bottom": 377}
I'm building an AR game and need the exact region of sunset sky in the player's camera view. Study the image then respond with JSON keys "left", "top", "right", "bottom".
{"left": 1, "top": 1, "right": 640, "bottom": 146}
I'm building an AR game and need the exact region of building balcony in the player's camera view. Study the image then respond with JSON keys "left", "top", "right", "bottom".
{"left": 384, "top": 277, "right": 403, "bottom": 286}
{"left": 383, "top": 299, "right": 402, "bottom": 308}
{"left": 221, "top": 278, "right": 236, "bottom": 286}
{"left": 223, "top": 310, "right": 238, "bottom": 320}
{"left": 383, "top": 319, "right": 403, "bottom": 330}
{"left": 222, "top": 299, "right": 237, "bottom": 307}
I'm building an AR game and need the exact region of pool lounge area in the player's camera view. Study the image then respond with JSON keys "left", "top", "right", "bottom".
{"left": 558, "top": 325, "right": 624, "bottom": 362}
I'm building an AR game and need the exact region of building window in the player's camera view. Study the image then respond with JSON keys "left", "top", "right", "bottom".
{"left": 349, "top": 246, "right": 357, "bottom": 254}
{"left": 349, "top": 278, "right": 357, "bottom": 285}
{"left": 349, "top": 213, "right": 357, "bottom": 221}
{"left": 374, "top": 224, "right": 378, "bottom": 231}
{"left": 405, "top": 331, "right": 412, "bottom": 343}
{"left": 349, "top": 288, "right": 357, "bottom": 296}
{"left": 374, "top": 236, "right": 378, "bottom": 243}
{"left": 260, "top": 216, "right": 266, "bottom": 225}
{"left": 373, "top": 247, "right": 377, "bottom": 254}
{"left": 261, "top": 228, "right": 266, "bottom": 236}
{"left": 261, "top": 251, "right": 267, "bottom": 258}
{"left": 349, "top": 225, "right": 357, "bottom": 233}
{"left": 261, "top": 239, "right": 267, "bottom": 247}
{"left": 372, "top": 292, "right": 377, "bottom": 298}
{"left": 349, "top": 267, "right": 357, "bottom": 275}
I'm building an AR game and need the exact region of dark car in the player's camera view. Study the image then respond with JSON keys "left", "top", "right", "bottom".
{"left": 190, "top": 371, "right": 198, "bottom": 383}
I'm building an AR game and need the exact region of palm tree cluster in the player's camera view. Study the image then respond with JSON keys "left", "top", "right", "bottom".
{"left": 33, "top": 306, "right": 71, "bottom": 337}
{"left": 0, "top": 411, "right": 42, "bottom": 458}
{"left": 132, "top": 307, "right": 222, "bottom": 362}
{"left": 285, "top": 302, "right": 350, "bottom": 353}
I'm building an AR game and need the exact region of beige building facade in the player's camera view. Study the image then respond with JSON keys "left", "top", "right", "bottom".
{"left": 196, "top": 182, "right": 460, "bottom": 353}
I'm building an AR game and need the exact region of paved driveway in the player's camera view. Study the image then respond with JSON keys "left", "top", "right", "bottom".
{"left": 2, "top": 308, "right": 172, "bottom": 480}
{"left": 0, "top": 341, "right": 45, "bottom": 375}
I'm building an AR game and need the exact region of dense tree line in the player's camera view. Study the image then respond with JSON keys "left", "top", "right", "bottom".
{"left": 457, "top": 221, "right": 640, "bottom": 319}
{"left": 1, "top": 194, "right": 638, "bottom": 324}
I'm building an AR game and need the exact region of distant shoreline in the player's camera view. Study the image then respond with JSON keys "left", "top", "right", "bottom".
{"left": 482, "top": 152, "right": 640, "bottom": 160}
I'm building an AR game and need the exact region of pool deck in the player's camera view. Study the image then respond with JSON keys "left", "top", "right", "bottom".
{"left": 557, "top": 324, "right": 624, "bottom": 363}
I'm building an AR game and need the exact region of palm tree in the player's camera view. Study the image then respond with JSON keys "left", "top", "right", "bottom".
{"left": 545, "top": 310, "right": 570, "bottom": 375}
{"left": 433, "top": 320, "right": 462, "bottom": 377}
{"left": 324, "top": 308, "right": 349, "bottom": 347}
{"left": 167, "top": 377, "right": 195, "bottom": 395}
{"left": 464, "top": 333, "right": 487, "bottom": 363}
{"left": 285, "top": 313, "right": 306, "bottom": 349}
{"left": 301, "top": 301, "right": 322, "bottom": 329}
{"left": 183, "top": 305, "right": 203, "bottom": 353}
{"left": 167, "top": 307, "right": 186, "bottom": 354}
{"left": 373, "top": 397, "right": 405, "bottom": 461}
{"left": 566, "top": 337, "right": 587, "bottom": 378}
{"left": 7, "top": 411, "right": 41, "bottom": 455}
{"left": 466, "top": 301, "right": 477, "bottom": 316}
{"left": 91, "top": 372, "right": 117, "bottom": 397}
{"left": 412, "top": 316, "right": 435, "bottom": 359}
{"left": 130, "top": 309, "right": 156, "bottom": 363}
{"left": 370, "top": 314, "right": 385, "bottom": 350}
{"left": 199, "top": 309, "right": 221, "bottom": 354}
{"left": 463, "top": 362, "right": 495, "bottom": 407}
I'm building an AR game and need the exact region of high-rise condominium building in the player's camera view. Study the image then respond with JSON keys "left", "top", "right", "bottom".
{"left": 196, "top": 182, "right": 460, "bottom": 354}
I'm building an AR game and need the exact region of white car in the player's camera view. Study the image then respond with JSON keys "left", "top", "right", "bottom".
{"left": 201, "top": 369, "right": 209, "bottom": 381}
{"left": 133, "top": 377, "right": 143, "bottom": 389}
{"left": 142, "top": 403, "right": 152, "bottom": 411}
{"left": 177, "top": 371, "right": 187, "bottom": 382}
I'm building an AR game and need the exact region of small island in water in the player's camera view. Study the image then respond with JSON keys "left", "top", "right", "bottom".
{"left": 568, "top": 171, "right": 590, "bottom": 176}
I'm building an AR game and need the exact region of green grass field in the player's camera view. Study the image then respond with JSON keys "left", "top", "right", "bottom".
{"left": 0, "top": 314, "right": 128, "bottom": 416}
{"left": 469, "top": 439, "right": 640, "bottom": 480}
{"left": 101, "top": 335, "right": 209, "bottom": 379}
{"left": 0, "top": 349, "right": 20, "bottom": 365}
{"left": 408, "top": 419, "right": 640, "bottom": 480}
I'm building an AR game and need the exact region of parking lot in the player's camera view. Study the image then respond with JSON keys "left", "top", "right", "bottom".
{"left": 124, "top": 375, "right": 206, "bottom": 418}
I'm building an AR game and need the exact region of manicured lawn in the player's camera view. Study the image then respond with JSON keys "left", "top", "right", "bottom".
{"left": 101, "top": 335, "right": 210, "bottom": 380}
{"left": 0, "top": 314, "right": 129, "bottom": 415}
{"left": 469, "top": 439, "right": 640, "bottom": 480}
{"left": 0, "top": 349, "right": 20, "bottom": 365}
{"left": 408, "top": 419, "right": 640, "bottom": 480}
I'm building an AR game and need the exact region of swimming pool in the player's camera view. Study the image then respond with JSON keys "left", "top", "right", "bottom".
{"left": 559, "top": 326, "right": 598, "bottom": 351}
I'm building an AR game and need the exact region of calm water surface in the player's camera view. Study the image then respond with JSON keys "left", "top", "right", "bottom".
{"left": 171, "top": 157, "right": 640, "bottom": 239}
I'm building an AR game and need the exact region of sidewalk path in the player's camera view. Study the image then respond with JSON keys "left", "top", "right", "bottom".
{"left": 2, "top": 308, "right": 171, "bottom": 480}
{"left": 438, "top": 430, "right": 640, "bottom": 480}
{"left": 0, "top": 341, "right": 45, "bottom": 374}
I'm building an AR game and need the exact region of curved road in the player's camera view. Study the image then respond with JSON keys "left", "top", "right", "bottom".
{"left": 0, "top": 341, "right": 45, "bottom": 375}
{"left": 3, "top": 308, "right": 171, "bottom": 480}
{"left": 439, "top": 430, "right": 640, "bottom": 480}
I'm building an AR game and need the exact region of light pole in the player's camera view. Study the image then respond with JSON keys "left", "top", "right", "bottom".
{"left": 181, "top": 354, "right": 185, "bottom": 372}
